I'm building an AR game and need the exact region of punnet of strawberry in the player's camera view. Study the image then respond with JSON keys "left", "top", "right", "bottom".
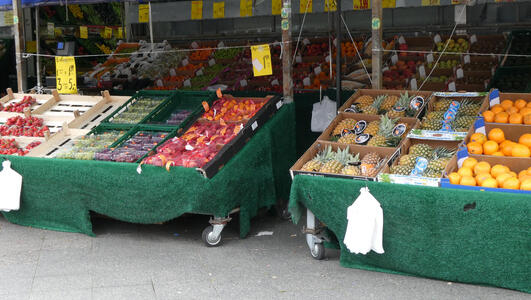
{"left": 0, "top": 116, "right": 49, "bottom": 137}
{"left": 3, "top": 96, "right": 37, "bottom": 113}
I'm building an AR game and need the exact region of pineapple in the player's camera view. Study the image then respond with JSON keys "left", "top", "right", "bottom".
{"left": 367, "top": 115, "right": 400, "bottom": 147}
{"left": 381, "top": 95, "right": 398, "bottom": 111}
{"left": 424, "top": 168, "right": 442, "bottom": 178}
{"left": 434, "top": 99, "right": 452, "bottom": 111}
{"left": 390, "top": 165, "right": 412, "bottom": 175}
{"left": 337, "top": 133, "right": 357, "bottom": 144}
{"left": 365, "top": 121, "right": 380, "bottom": 136}
{"left": 321, "top": 147, "right": 354, "bottom": 174}
{"left": 458, "top": 100, "right": 480, "bottom": 116}
{"left": 426, "top": 111, "right": 445, "bottom": 120}
{"left": 363, "top": 95, "right": 385, "bottom": 115}
{"left": 360, "top": 152, "right": 381, "bottom": 176}
{"left": 454, "top": 116, "right": 476, "bottom": 129}
{"left": 421, "top": 119, "right": 443, "bottom": 130}
{"left": 301, "top": 145, "right": 332, "bottom": 172}
{"left": 386, "top": 92, "right": 410, "bottom": 119}
{"left": 355, "top": 95, "right": 373, "bottom": 107}
{"left": 367, "top": 135, "right": 387, "bottom": 147}
{"left": 398, "top": 154, "right": 418, "bottom": 168}
{"left": 332, "top": 118, "right": 357, "bottom": 136}
{"left": 341, "top": 153, "right": 361, "bottom": 176}
{"left": 409, "top": 143, "right": 433, "bottom": 158}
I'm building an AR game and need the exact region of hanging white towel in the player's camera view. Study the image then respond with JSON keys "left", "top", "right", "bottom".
{"left": 0, "top": 160, "right": 22, "bottom": 212}
{"left": 310, "top": 96, "right": 336, "bottom": 132}
{"left": 343, "top": 187, "right": 384, "bottom": 255}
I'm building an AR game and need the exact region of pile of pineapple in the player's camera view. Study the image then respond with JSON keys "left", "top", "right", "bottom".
{"left": 348, "top": 91, "right": 416, "bottom": 118}
{"left": 301, "top": 145, "right": 383, "bottom": 177}
{"left": 331, "top": 115, "right": 404, "bottom": 147}
{"left": 390, "top": 144, "right": 456, "bottom": 178}
{"left": 420, "top": 98, "right": 481, "bottom": 131}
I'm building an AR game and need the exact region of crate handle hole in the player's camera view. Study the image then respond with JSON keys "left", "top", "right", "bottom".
{"left": 463, "top": 202, "right": 476, "bottom": 212}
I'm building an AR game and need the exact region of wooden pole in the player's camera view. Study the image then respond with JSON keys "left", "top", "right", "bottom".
{"left": 371, "top": 0, "right": 382, "bottom": 89}
{"left": 335, "top": 0, "right": 341, "bottom": 108}
{"left": 281, "top": 0, "right": 293, "bottom": 103}
{"left": 12, "top": 0, "right": 26, "bottom": 92}
{"left": 35, "top": 7, "right": 41, "bottom": 90}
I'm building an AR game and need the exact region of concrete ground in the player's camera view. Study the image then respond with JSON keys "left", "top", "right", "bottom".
{"left": 0, "top": 213, "right": 528, "bottom": 300}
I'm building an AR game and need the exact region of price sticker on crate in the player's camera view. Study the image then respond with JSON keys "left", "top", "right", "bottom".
{"left": 251, "top": 44, "right": 272, "bottom": 77}
{"left": 138, "top": 4, "right": 149, "bottom": 23}
{"left": 80, "top": 26, "right": 88, "bottom": 39}
{"left": 55, "top": 56, "right": 77, "bottom": 94}
{"left": 103, "top": 27, "right": 112, "bottom": 39}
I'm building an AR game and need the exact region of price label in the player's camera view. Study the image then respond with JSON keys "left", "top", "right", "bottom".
{"left": 300, "top": 0, "right": 312, "bottom": 13}
{"left": 116, "top": 27, "right": 123, "bottom": 39}
{"left": 391, "top": 54, "right": 398, "bottom": 65}
{"left": 272, "top": 0, "right": 282, "bottom": 15}
{"left": 419, "top": 65, "right": 426, "bottom": 78}
{"left": 196, "top": 69, "right": 204, "bottom": 76}
{"left": 191, "top": 41, "right": 199, "bottom": 49}
{"left": 314, "top": 66, "right": 322, "bottom": 75}
{"left": 434, "top": 34, "right": 442, "bottom": 44}
{"left": 303, "top": 77, "right": 311, "bottom": 86}
{"left": 422, "top": 0, "right": 440, "bottom": 6}
{"left": 470, "top": 34, "right": 477, "bottom": 44}
{"left": 138, "top": 4, "right": 149, "bottom": 23}
{"left": 191, "top": 1, "right": 203, "bottom": 20}
{"left": 213, "top": 2, "right": 224, "bottom": 19}
{"left": 240, "top": 79, "right": 248, "bottom": 87}
{"left": 26, "top": 41, "right": 36, "bottom": 53}
{"left": 182, "top": 58, "right": 189, "bottom": 66}
{"left": 382, "top": 0, "right": 396, "bottom": 8}
{"left": 448, "top": 81, "right": 456, "bottom": 92}
{"left": 295, "top": 55, "right": 302, "bottom": 63}
{"left": 464, "top": 55, "right": 470, "bottom": 64}
{"left": 353, "top": 0, "right": 370, "bottom": 10}
{"left": 3, "top": 11, "right": 13, "bottom": 26}
{"left": 240, "top": 0, "right": 253, "bottom": 17}
{"left": 103, "top": 27, "right": 112, "bottom": 39}
{"left": 47, "top": 22, "right": 54, "bottom": 36}
{"left": 271, "top": 79, "right": 279, "bottom": 86}
{"left": 79, "top": 26, "right": 88, "bottom": 39}
{"left": 324, "top": 0, "right": 337, "bottom": 12}
{"left": 169, "top": 68, "right": 177, "bottom": 77}
{"left": 456, "top": 68, "right": 464, "bottom": 79}
{"left": 156, "top": 79, "right": 164, "bottom": 87}
{"left": 303, "top": 38, "right": 310, "bottom": 46}
{"left": 218, "top": 41, "right": 225, "bottom": 48}
{"left": 427, "top": 53, "right": 434, "bottom": 63}
{"left": 398, "top": 36, "right": 406, "bottom": 44}
{"left": 251, "top": 44, "right": 272, "bottom": 77}
{"left": 325, "top": 55, "right": 331, "bottom": 63}
{"left": 54, "top": 28, "right": 62, "bottom": 37}
{"left": 55, "top": 56, "right": 77, "bottom": 94}
{"left": 209, "top": 59, "right": 216, "bottom": 66}
{"left": 183, "top": 79, "right": 191, "bottom": 87}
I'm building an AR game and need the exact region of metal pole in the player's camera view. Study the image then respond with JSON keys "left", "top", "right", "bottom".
{"left": 281, "top": 0, "right": 293, "bottom": 103}
{"left": 335, "top": 0, "right": 341, "bottom": 108}
{"left": 12, "top": 0, "right": 26, "bottom": 92}
{"left": 371, "top": 0, "right": 382, "bottom": 89}
{"left": 148, "top": 1, "right": 154, "bottom": 49}
{"left": 35, "top": 7, "right": 41, "bottom": 90}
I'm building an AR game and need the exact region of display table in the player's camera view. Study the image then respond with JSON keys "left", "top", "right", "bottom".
{"left": 289, "top": 175, "right": 530, "bottom": 293}
{"left": 1, "top": 103, "right": 295, "bottom": 239}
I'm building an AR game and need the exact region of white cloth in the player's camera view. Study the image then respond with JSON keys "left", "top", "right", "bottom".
{"left": 310, "top": 96, "right": 336, "bottom": 132}
{"left": 343, "top": 187, "right": 384, "bottom": 255}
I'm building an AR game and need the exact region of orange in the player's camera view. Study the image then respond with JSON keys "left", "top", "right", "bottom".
{"left": 511, "top": 144, "right": 531, "bottom": 157}
{"left": 499, "top": 140, "right": 513, "bottom": 149}
{"left": 462, "top": 157, "right": 478, "bottom": 169}
{"left": 520, "top": 107, "right": 531, "bottom": 116}
{"left": 496, "top": 173, "right": 513, "bottom": 186}
{"left": 488, "top": 128, "right": 505, "bottom": 144}
{"left": 518, "top": 133, "right": 531, "bottom": 148}
{"left": 528, "top": 102, "right": 531, "bottom": 108}
{"left": 510, "top": 171, "right": 518, "bottom": 178}
{"left": 528, "top": 166, "right": 531, "bottom": 173}
{"left": 515, "top": 99, "right": 527, "bottom": 109}
{"left": 467, "top": 142, "right": 483, "bottom": 155}
{"left": 501, "top": 141, "right": 516, "bottom": 156}
{"left": 491, "top": 164, "right": 510, "bottom": 178}
{"left": 506, "top": 106, "right": 519, "bottom": 115}
{"left": 476, "top": 173, "right": 492, "bottom": 185}
{"left": 494, "top": 112, "right": 509, "bottom": 123}
{"left": 509, "top": 113, "right": 523, "bottom": 124}
{"left": 491, "top": 105, "right": 504, "bottom": 114}
{"left": 448, "top": 172, "right": 461, "bottom": 185}
{"left": 502, "top": 177, "right": 520, "bottom": 190}
{"left": 492, "top": 151, "right": 504, "bottom": 156}
{"left": 520, "top": 178, "right": 531, "bottom": 191}
{"left": 474, "top": 161, "right": 491, "bottom": 175}
{"left": 500, "top": 99, "right": 513, "bottom": 111}
{"left": 482, "top": 110, "right": 495, "bottom": 123}
{"left": 470, "top": 133, "right": 487, "bottom": 145}
{"left": 460, "top": 175, "right": 476, "bottom": 186}
{"left": 458, "top": 167, "right": 474, "bottom": 177}
{"left": 525, "top": 114, "right": 531, "bottom": 125}
{"left": 518, "top": 170, "right": 528, "bottom": 179}
{"left": 482, "top": 140, "right": 499, "bottom": 155}
{"left": 481, "top": 178, "right": 498, "bottom": 188}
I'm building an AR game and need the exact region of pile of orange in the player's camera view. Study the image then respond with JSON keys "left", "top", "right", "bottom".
{"left": 481, "top": 99, "right": 531, "bottom": 124}
{"left": 448, "top": 158, "right": 531, "bottom": 190}
{"left": 467, "top": 129, "right": 531, "bottom": 157}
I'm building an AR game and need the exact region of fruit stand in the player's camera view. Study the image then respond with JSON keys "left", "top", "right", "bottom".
{"left": 288, "top": 88, "right": 530, "bottom": 293}
{"left": 0, "top": 89, "right": 296, "bottom": 247}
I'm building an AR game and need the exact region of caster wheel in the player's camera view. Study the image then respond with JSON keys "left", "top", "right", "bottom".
{"left": 310, "top": 243, "right": 325, "bottom": 260}
{"left": 202, "top": 226, "right": 222, "bottom": 247}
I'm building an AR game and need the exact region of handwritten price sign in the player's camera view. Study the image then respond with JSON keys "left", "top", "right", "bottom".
{"left": 55, "top": 56, "right": 77, "bottom": 94}
{"left": 251, "top": 45, "right": 272, "bottom": 77}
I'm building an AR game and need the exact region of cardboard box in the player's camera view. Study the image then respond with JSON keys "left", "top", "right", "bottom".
{"left": 464, "top": 123, "right": 530, "bottom": 147}
{"left": 338, "top": 89, "right": 433, "bottom": 118}
{"left": 290, "top": 141, "right": 398, "bottom": 181}
{"left": 318, "top": 112, "right": 419, "bottom": 149}
{"left": 378, "top": 138, "right": 463, "bottom": 187}
{"left": 441, "top": 155, "right": 531, "bottom": 194}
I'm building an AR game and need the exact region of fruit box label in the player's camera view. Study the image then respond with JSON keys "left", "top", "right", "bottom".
{"left": 378, "top": 173, "right": 440, "bottom": 187}
{"left": 408, "top": 129, "right": 467, "bottom": 141}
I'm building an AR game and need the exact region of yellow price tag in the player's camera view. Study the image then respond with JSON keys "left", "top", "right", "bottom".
{"left": 116, "top": 27, "right": 123, "bottom": 38}
{"left": 54, "top": 28, "right": 62, "bottom": 37}
{"left": 300, "top": 0, "right": 312, "bottom": 13}
{"left": 191, "top": 1, "right": 203, "bottom": 20}
{"left": 272, "top": 0, "right": 281, "bottom": 15}
{"left": 102, "top": 27, "right": 112, "bottom": 39}
{"left": 55, "top": 56, "right": 77, "bottom": 94}
{"left": 138, "top": 4, "right": 149, "bottom": 23}
{"left": 26, "top": 41, "right": 36, "bottom": 53}
{"left": 213, "top": 2, "right": 224, "bottom": 18}
{"left": 451, "top": 0, "right": 461, "bottom": 3}
{"left": 251, "top": 44, "right": 273, "bottom": 77}
{"left": 4, "top": 11, "right": 13, "bottom": 26}
{"left": 421, "top": 0, "right": 440, "bottom": 5}
{"left": 79, "top": 26, "right": 88, "bottom": 39}
{"left": 353, "top": 0, "right": 370, "bottom": 10}
{"left": 382, "top": 0, "right": 395, "bottom": 8}
{"left": 240, "top": 0, "right": 252, "bottom": 17}
{"left": 324, "top": 0, "right": 336, "bottom": 11}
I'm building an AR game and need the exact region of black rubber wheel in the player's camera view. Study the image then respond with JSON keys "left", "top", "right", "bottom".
{"left": 310, "top": 243, "right": 325, "bottom": 260}
{"left": 202, "top": 225, "right": 222, "bottom": 247}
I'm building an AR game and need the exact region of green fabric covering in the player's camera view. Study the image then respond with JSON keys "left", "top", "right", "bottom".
{"left": 2, "top": 103, "right": 296, "bottom": 239}
{"left": 289, "top": 175, "right": 531, "bottom": 293}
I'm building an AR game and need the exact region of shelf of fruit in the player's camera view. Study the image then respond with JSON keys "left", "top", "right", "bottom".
{"left": 480, "top": 92, "right": 531, "bottom": 125}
